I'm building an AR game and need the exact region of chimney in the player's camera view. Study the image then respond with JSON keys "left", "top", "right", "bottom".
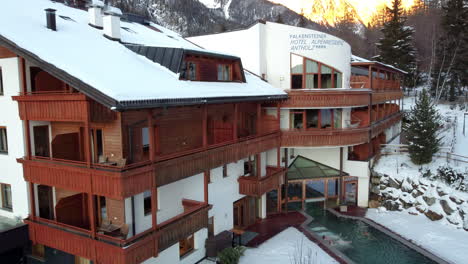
{"left": 45, "top": 8, "right": 57, "bottom": 31}
{"left": 103, "top": 6, "right": 122, "bottom": 41}
{"left": 88, "top": 0, "right": 105, "bottom": 29}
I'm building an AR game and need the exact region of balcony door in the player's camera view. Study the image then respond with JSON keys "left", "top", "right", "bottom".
{"left": 33, "top": 125, "right": 50, "bottom": 158}
{"left": 37, "top": 185, "right": 54, "bottom": 220}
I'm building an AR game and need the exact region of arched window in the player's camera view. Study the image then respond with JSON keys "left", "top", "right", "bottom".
{"left": 290, "top": 53, "right": 342, "bottom": 89}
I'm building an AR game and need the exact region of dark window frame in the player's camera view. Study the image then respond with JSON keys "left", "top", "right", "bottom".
{"left": 0, "top": 67, "right": 3, "bottom": 95}
{"left": 143, "top": 190, "right": 152, "bottom": 216}
{"left": 222, "top": 164, "right": 228, "bottom": 178}
{"left": 0, "top": 183, "right": 12, "bottom": 211}
{"left": 290, "top": 53, "right": 342, "bottom": 89}
{"left": 217, "top": 64, "right": 232, "bottom": 81}
{"left": 0, "top": 127, "right": 8, "bottom": 154}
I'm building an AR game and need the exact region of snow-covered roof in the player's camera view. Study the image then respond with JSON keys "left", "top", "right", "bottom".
{"left": 0, "top": 0, "right": 286, "bottom": 109}
{"left": 351, "top": 55, "right": 408, "bottom": 74}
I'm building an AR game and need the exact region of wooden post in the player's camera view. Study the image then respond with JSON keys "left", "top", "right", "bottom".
{"left": 369, "top": 66, "right": 373, "bottom": 90}
{"left": 20, "top": 57, "right": 27, "bottom": 94}
{"left": 204, "top": 171, "right": 209, "bottom": 204}
{"left": 148, "top": 110, "right": 155, "bottom": 162}
{"left": 277, "top": 147, "right": 281, "bottom": 168}
{"left": 29, "top": 182, "right": 36, "bottom": 220}
{"left": 203, "top": 105, "right": 208, "bottom": 148}
{"left": 339, "top": 147, "right": 344, "bottom": 203}
{"left": 256, "top": 153, "right": 261, "bottom": 179}
{"left": 233, "top": 103, "right": 238, "bottom": 141}
{"left": 277, "top": 187, "right": 282, "bottom": 213}
{"left": 284, "top": 148, "right": 289, "bottom": 213}
{"left": 84, "top": 101, "right": 92, "bottom": 168}
{"left": 87, "top": 194, "right": 96, "bottom": 239}
{"left": 302, "top": 180, "right": 306, "bottom": 210}
{"left": 276, "top": 103, "right": 281, "bottom": 130}
{"left": 151, "top": 186, "right": 158, "bottom": 229}
{"left": 25, "top": 120, "right": 31, "bottom": 159}
{"left": 256, "top": 103, "right": 262, "bottom": 135}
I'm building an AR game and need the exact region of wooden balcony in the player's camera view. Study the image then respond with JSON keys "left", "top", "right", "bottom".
{"left": 372, "top": 91, "right": 404, "bottom": 104}
{"left": 27, "top": 218, "right": 157, "bottom": 264}
{"left": 238, "top": 167, "right": 286, "bottom": 197}
{"left": 281, "top": 127, "right": 370, "bottom": 147}
{"left": 157, "top": 203, "right": 210, "bottom": 252}
{"left": 372, "top": 112, "right": 402, "bottom": 137}
{"left": 351, "top": 76, "right": 401, "bottom": 91}
{"left": 13, "top": 93, "right": 116, "bottom": 122}
{"left": 155, "top": 133, "right": 280, "bottom": 187}
{"left": 281, "top": 90, "right": 370, "bottom": 108}
{"left": 19, "top": 158, "right": 153, "bottom": 200}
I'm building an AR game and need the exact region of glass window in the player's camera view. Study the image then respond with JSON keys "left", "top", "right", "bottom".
{"left": 0, "top": 128, "right": 7, "bottom": 153}
{"left": 291, "top": 54, "right": 303, "bottom": 74}
{"left": 143, "top": 190, "right": 151, "bottom": 216}
{"left": 179, "top": 234, "right": 195, "bottom": 257}
{"left": 321, "top": 65, "right": 333, "bottom": 88}
{"left": 306, "top": 110, "right": 319, "bottom": 128}
{"left": 334, "top": 72, "right": 342, "bottom": 88}
{"left": 327, "top": 179, "right": 339, "bottom": 197}
{"left": 217, "top": 64, "right": 231, "bottom": 81}
{"left": 0, "top": 68, "right": 3, "bottom": 95}
{"left": 334, "top": 109, "right": 342, "bottom": 129}
{"left": 291, "top": 112, "right": 304, "bottom": 129}
{"left": 291, "top": 75, "right": 303, "bottom": 89}
{"left": 306, "top": 180, "right": 325, "bottom": 198}
{"left": 320, "top": 110, "right": 332, "bottom": 129}
{"left": 187, "top": 62, "right": 197, "bottom": 80}
{"left": 1, "top": 184, "right": 12, "bottom": 211}
{"left": 306, "top": 60, "right": 318, "bottom": 73}
{"left": 305, "top": 74, "right": 318, "bottom": 89}
{"left": 223, "top": 164, "right": 228, "bottom": 178}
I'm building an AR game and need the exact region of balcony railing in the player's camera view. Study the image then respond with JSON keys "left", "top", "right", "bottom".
{"left": 12, "top": 92, "right": 116, "bottom": 122}
{"left": 26, "top": 217, "right": 157, "bottom": 264}
{"left": 372, "top": 112, "right": 402, "bottom": 137}
{"left": 372, "top": 91, "right": 404, "bottom": 104}
{"left": 238, "top": 166, "right": 286, "bottom": 197}
{"left": 281, "top": 127, "right": 370, "bottom": 147}
{"left": 350, "top": 76, "right": 401, "bottom": 91}
{"left": 281, "top": 90, "right": 370, "bottom": 108}
{"left": 157, "top": 203, "right": 210, "bottom": 252}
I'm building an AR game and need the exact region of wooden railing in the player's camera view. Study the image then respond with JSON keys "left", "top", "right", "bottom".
{"left": 26, "top": 218, "right": 157, "bottom": 264}
{"left": 281, "top": 127, "right": 370, "bottom": 147}
{"left": 13, "top": 93, "right": 89, "bottom": 122}
{"left": 372, "top": 91, "right": 404, "bottom": 104}
{"left": 238, "top": 167, "right": 286, "bottom": 197}
{"left": 371, "top": 112, "right": 402, "bottom": 137}
{"left": 350, "top": 76, "right": 401, "bottom": 91}
{"left": 282, "top": 90, "right": 370, "bottom": 108}
{"left": 157, "top": 203, "right": 210, "bottom": 252}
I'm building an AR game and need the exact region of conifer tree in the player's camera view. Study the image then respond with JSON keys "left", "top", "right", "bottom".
{"left": 404, "top": 89, "right": 443, "bottom": 165}
{"left": 375, "top": 0, "right": 417, "bottom": 88}
{"left": 431, "top": 0, "right": 468, "bottom": 101}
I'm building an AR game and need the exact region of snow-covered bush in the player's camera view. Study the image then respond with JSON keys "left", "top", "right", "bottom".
{"left": 421, "top": 165, "right": 467, "bottom": 192}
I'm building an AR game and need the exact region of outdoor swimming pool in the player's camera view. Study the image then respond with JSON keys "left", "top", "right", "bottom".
{"left": 305, "top": 203, "right": 438, "bottom": 264}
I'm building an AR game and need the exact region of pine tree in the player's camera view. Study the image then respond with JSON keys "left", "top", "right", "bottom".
{"left": 275, "top": 13, "right": 284, "bottom": 24}
{"left": 375, "top": 0, "right": 417, "bottom": 88}
{"left": 404, "top": 89, "right": 443, "bottom": 165}
{"left": 431, "top": 0, "right": 468, "bottom": 101}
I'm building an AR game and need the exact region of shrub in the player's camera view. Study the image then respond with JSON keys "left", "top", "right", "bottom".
{"left": 422, "top": 166, "right": 467, "bottom": 192}
{"left": 217, "top": 246, "right": 246, "bottom": 264}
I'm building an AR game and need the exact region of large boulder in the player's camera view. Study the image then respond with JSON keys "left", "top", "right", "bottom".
{"left": 408, "top": 207, "right": 419, "bottom": 216}
{"left": 369, "top": 200, "right": 381, "bottom": 209}
{"left": 464, "top": 218, "right": 468, "bottom": 232}
{"left": 419, "top": 178, "right": 430, "bottom": 186}
{"left": 440, "top": 198, "right": 457, "bottom": 215}
{"left": 425, "top": 204, "right": 444, "bottom": 221}
{"left": 401, "top": 179, "right": 414, "bottom": 193}
{"left": 388, "top": 177, "right": 402, "bottom": 189}
{"left": 459, "top": 203, "right": 468, "bottom": 217}
{"left": 422, "top": 189, "right": 439, "bottom": 206}
{"left": 371, "top": 185, "right": 380, "bottom": 194}
{"left": 383, "top": 200, "right": 402, "bottom": 211}
{"left": 411, "top": 189, "right": 423, "bottom": 198}
{"left": 449, "top": 195, "right": 465, "bottom": 205}
{"left": 437, "top": 186, "right": 450, "bottom": 197}
{"left": 447, "top": 214, "right": 462, "bottom": 226}
{"left": 400, "top": 193, "right": 416, "bottom": 209}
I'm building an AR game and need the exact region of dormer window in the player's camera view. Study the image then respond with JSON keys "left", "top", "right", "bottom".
{"left": 187, "top": 62, "right": 197, "bottom": 81}
{"left": 217, "top": 64, "right": 231, "bottom": 81}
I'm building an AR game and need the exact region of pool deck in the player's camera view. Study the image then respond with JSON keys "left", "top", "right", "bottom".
{"left": 242, "top": 207, "right": 450, "bottom": 264}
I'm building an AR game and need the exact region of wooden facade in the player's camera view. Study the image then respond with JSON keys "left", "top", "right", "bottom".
{"left": 281, "top": 90, "right": 370, "bottom": 108}
{"left": 281, "top": 127, "right": 370, "bottom": 147}
{"left": 238, "top": 167, "right": 286, "bottom": 197}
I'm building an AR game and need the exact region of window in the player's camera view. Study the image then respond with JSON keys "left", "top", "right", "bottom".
{"left": 187, "top": 62, "right": 197, "bottom": 81}
{"left": 0, "top": 127, "right": 7, "bottom": 153}
{"left": 244, "top": 156, "right": 257, "bottom": 176}
{"left": 222, "top": 165, "right": 228, "bottom": 178}
{"left": 217, "top": 64, "right": 231, "bottom": 81}
{"left": 143, "top": 190, "right": 151, "bottom": 216}
{"left": 290, "top": 109, "right": 342, "bottom": 130}
{"left": 320, "top": 109, "right": 332, "bottom": 129}
{"left": 291, "top": 112, "right": 304, "bottom": 129}
{"left": 179, "top": 234, "right": 195, "bottom": 257}
{"left": 334, "top": 109, "right": 342, "bottom": 129}
{"left": 306, "top": 110, "right": 319, "bottom": 129}
{"left": 0, "top": 68, "right": 3, "bottom": 95}
{"left": 142, "top": 127, "right": 149, "bottom": 153}
{"left": 290, "top": 54, "right": 342, "bottom": 89}
{"left": 0, "top": 183, "right": 12, "bottom": 211}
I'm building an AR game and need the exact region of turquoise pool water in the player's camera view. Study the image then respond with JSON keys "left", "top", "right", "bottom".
{"left": 305, "top": 203, "right": 437, "bottom": 264}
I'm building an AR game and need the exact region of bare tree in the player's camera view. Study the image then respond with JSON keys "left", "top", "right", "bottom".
{"left": 289, "top": 238, "right": 318, "bottom": 264}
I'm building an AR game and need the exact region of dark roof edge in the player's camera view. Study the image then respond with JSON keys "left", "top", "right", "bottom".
{"left": 116, "top": 94, "right": 288, "bottom": 110}
{"left": 0, "top": 34, "right": 119, "bottom": 109}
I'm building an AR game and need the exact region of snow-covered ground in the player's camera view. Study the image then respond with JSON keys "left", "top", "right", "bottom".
{"left": 367, "top": 209, "right": 468, "bottom": 264}
{"left": 239, "top": 228, "right": 338, "bottom": 264}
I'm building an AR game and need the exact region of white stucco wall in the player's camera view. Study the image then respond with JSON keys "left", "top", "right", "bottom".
{"left": 0, "top": 56, "right": 29, "bottom": 219}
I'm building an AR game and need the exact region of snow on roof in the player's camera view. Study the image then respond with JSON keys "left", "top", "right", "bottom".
{"left": 351, "top": 55, "right": 407, "bottom": 74}
{"left": 0, "top": 0, "right": 285, "bottom": 107}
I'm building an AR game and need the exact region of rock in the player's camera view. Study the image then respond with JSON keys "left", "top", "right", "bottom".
{"left": 437, "top": 186, "right": 450, "bottom": 196}
{"left": 440, "top": 198, "right": 457, "bottom": 215}
{"left": 400, "top": 193, "right": 416, "bottom": 209}
{"left": 459, "top": 203, "right": 468, "bottom": 217}
{"left": 380, "top": 185, "right": 387, "bottom": 190}
{"left": 401, "top": 179, "right": 414, "bottom": 192}
{"left": 383, "top": 200, "right": 401, "bottom": 211}
{"left": 408, "top": 207, "right": 419, "bottom": 215}
{"left": 449, "top": 195, "right": 464, "bottom": 205}
{"left": 411, "top": 189, "right": 423, "bottom": 198}
{"left": 425, "top": 207, "right": 444, "bottom": 221}
{"left": 388, "top": 177, "right": 401, "bottom": 189}
{"left": 377, "top": 206, "right": 387, "bottom": 213}
{"left": 381, "top": 188, "right": 401, "bottom": 201}
{"left": 423, "top": 194, "right": 437, "bottom": 206}
{"left": 419, "top": 178, "right": 430, "bottom": 186}
{"left": 416, "top": 204, "right": 428, "bottom": 214}
{"left": 369, "top": 200, "right": 380, "bottom": 209}
{"left": 416, "top": 185, "right": 428, "bottom": 194}
{"left": 371, "top": 177, "right": 381, "bottom": 185}
{"left": 371, "top": 186, "right": 380, "bottom": 194}
{"left": 464, "top": 218, "right": 468, "bottom": 231}
{"left": 447, "top": 214, "right": 462, "bottom": 225}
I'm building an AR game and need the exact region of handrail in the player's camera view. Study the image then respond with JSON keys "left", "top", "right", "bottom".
{"left": 157, "top": 202, "right": 208, "bottom": 229}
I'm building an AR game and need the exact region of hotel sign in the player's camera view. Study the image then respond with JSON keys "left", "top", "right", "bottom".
{"left": 289, "top": 33, "right": 344, "bottom": 51}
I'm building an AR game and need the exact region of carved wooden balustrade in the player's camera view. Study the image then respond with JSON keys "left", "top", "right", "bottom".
{"left": 238, "top": 167, "right": 286, "bottom": 197}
